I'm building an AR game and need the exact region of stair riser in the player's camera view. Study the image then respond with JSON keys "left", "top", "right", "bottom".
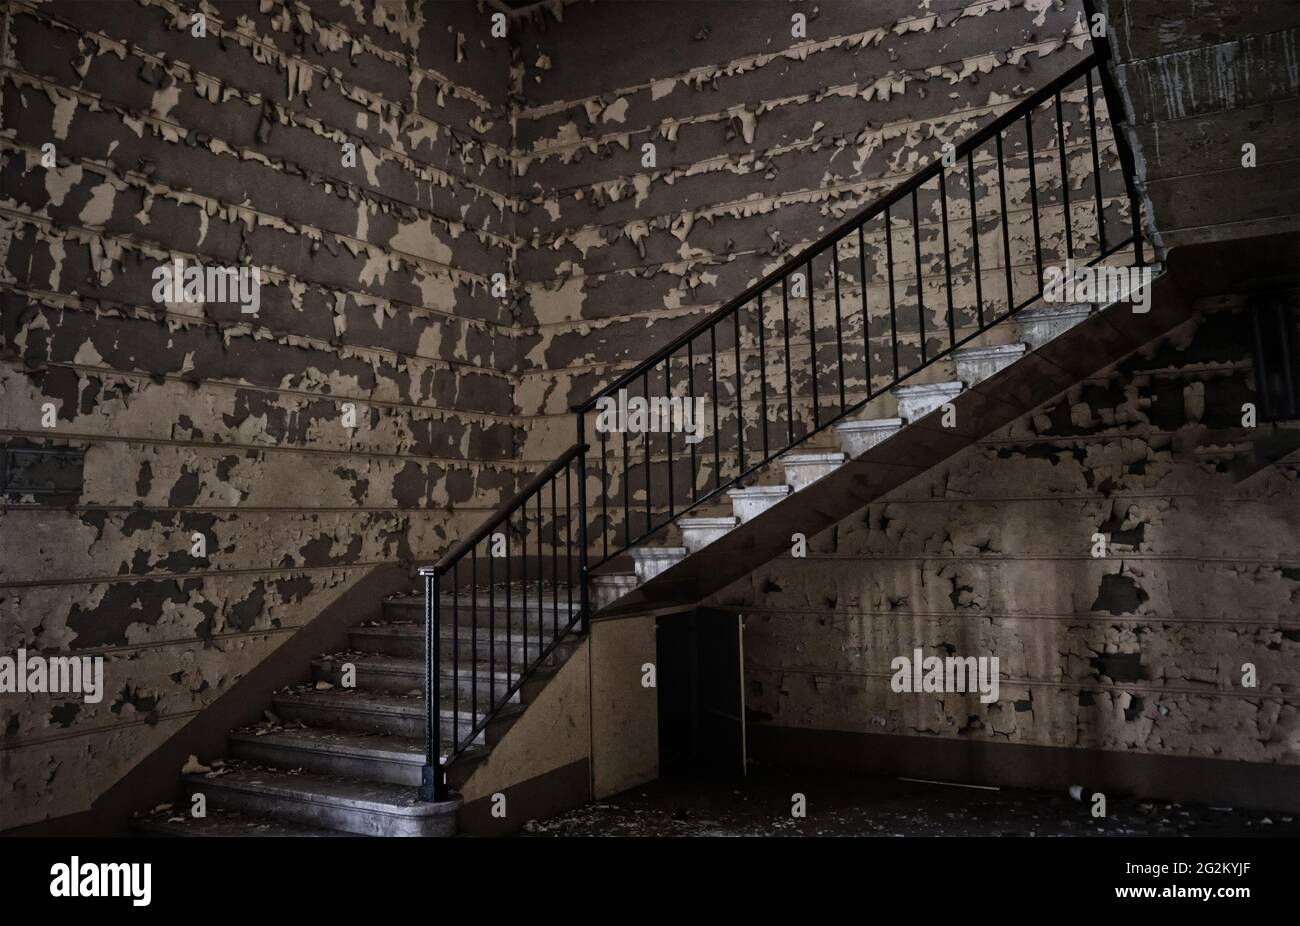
{"left": 835, "top": 420, "right": 902, "bottom": 457}
{"left": 384, "top": 600, "right": 579, "bottom": 631}
{"left": 348, "top": 630, "right": 562, "bottom": 664}
{"left": 954, "top": 347, "right": 1026, "bottom": 386}
{"left": 680, "top": 525, "right": 733, "bottom": 552}
{"left": 1017, "top": 304, "right": 1092, "bottom": 350}
{"left": 895, "top": 385, "right": 963, "bottom": 423}
{"left": 312, "top": 663, "right": 520, "bottom": 703}
{"left": 272, "top": 699, "right": 482, "bottom": 743}
{"left": 592, "top": 578, "right": 638, "bottom": 611}
{"left": 185, "top": 781, "right": 455, "bottom": 837}
{"left": 730, "top": 495, "right": 787, "bottom": 523}
{"left": 632, "top": 554, "right": 685, "bottom": 583}
{"left": 229, "top": 738, "right": 424, "bottom": 787}
{"left": 782, "top": 461, "right": 844, "bottom": 492}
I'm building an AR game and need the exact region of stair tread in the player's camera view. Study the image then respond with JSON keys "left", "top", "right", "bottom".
{"left": 182, "top": 762, "right": 438, "bottom": 813}
{"left": 274, "top": 685, "right": 525, "bottom": 720}
{"left": 352, "top": 621, "right": 570, "bottom": 639}
{"left": 230, "top": 725, "right": 426, "bottom": 761}
{"left": 274, "top": 687, "right": 487, "bottom": 719}
{"left": 893, "top": 379, "right": 963, "bottom": 390}
{"left": 314, "top": 651, "right": 520, "bottom": 679}
{"left": 133, "top": 806, "right": 352, "bottom": 837}
{"left": 387, "top": 592, "right": 579, "bottom": 611}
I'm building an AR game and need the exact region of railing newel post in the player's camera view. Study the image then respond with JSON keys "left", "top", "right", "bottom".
{"left": 576, "top": 414, "right": 591, "bottom": 635}
{"left": 420, "top": 567, "right": 445, "bottom": 803}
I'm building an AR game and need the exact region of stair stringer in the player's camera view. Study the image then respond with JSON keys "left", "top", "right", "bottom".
{"left": 595, "top": 271, "right": 1195, "bottom": 619}
{"left": 449, "top": 633, "right": 593, "bottom": 834}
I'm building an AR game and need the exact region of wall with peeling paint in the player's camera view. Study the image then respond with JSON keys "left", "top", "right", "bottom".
{"left": 3, "top": 0, "right": 1293, "bottom": 830}
{"left": 709, "top": 303, "right": 1299, "bottom": 781}
{"left": 0, "top": 0, "right": 523, "bottom": 828}
{"left": 509, "top": 0, "right": 1106, "bottom": 468}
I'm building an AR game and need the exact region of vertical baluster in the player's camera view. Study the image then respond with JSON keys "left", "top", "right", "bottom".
{"left": 832, "top": 241, "right": 845, "bottom": 413}
{"left": 505, "top": 516, "right": 512, "bottom": 705}
{"left": 519, "top": 505, "right": 526, "bottom": 670}
{"left": 710, "top": 328, "right": 720, "bottom": 488}
{"left": 488, "top": 534, "right": 495, "bottom": 711}
{"left": 756, "top": 294, "right": 769, "bottom": 459}
{"left": 996, "top": 131, "right": 1014, "bottom": 314}
{"left": 642, "top": 372, "right": 651, "bottom": 536}
{"left": 968, "top": 150, "right": 984, "bottom": 329}
{"left": 576, "top": 436, "right": 591, "bottom": 636}
{"left": 805, "top": 260, "right": 818, "bottom": 429}
{"left": 565, "top": 462, "right": 572, "bottom": 628}
{"left": 599, "top": 428, "right": 609, "bottom": 562}
{"left": 451, "top": 562, "right": 459, "bottom": 752}
{"left": 688, "top": 340, "right": 697, "bottom": 503}
{"left": 622, "top": 423, "right": 630, "bottom": 550}
{"left": 1055, "top": 91, "right": 1075, "bottom": 261}
{"left": 912, "top": 190, "right": 926, "bottom": 364}
{"left": 535, "top": 492, "right": 543, "bottom": 662}
{"left": 550, "top": 477, "right": 558, "bottom": 640}
{"left": 939, "top": 168, "right": 956, "bottom": 352}
{"left": 858, "top": 224, "right": 872, "bottom": 397}
{"left": 1025, "top": 110, "right": 1044, "bottom": 286}
{"left": 664, "top": 357, "right": 674, "bottom": 517}
{"left": 470, "top": 548, "right": 477, "bottom": 727}
{"left": 734, "top": 307, "right": 745, "bottom": 474}
{"left": 782, "top": 277, "right": 794, "bottom": 445}
{"left": 884, "top": 208, "right": 899, "bottom": 380}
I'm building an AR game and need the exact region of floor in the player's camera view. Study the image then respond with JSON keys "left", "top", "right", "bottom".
{"left": 524, "top": 765, "right": 1297, "bottom": 837}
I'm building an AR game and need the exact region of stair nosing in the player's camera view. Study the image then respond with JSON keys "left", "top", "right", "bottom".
{"left": 183, "top": 768, "right": 441, "bottom": 817}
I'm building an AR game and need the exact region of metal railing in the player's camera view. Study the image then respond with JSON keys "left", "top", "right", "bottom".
{"left": 418, "top": 446, "right": 588, "bottom": 801}
{"left": 419, "top": 46, "right": 1146, "bottom": 801}
{"left": 576, "top": 49, "right": 1144, "bottom": 566}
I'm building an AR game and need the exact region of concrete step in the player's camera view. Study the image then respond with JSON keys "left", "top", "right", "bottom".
{"left": 727, "top": 484, "right": 791, "bottom": 523}
{"left": 953, "top": 343, "right": 1027, "bottom": 386}
{"left": 780, "top": 451, "right": 847, "bottom": 492}
{"left": 592, "top": 573, "right": 638, "bottom": 611}
{"left": 229, "top": 727, "right": 428, "bottom": 786}
{"left": 893, "top": 381, "right": 963, "bottom": 422}
{"left": 312, "top": 652, "right": 520, "bottom": 702}
{"left": 1015, "top": 302, "right": 1094, "bottom": 350}
{"left": 834, "top": 417, "right": 903, "bottom": 457}
{"left": 348, "top": 621, "right": 567, "bottom": 663}
{"left": 271, "top": 688, "right": 492, "bottom": 743}
{"left": 132, "top": 805, "right": 352, "bottom": 837}
{"left": 229, "top": 725, "right": 491, "bottom": 792}
{"left": 630, "top": 546, "right": 687, "bottom": 582}
{"left": 678, "top": 516, "right": 737, "bottom": 553}
{"left": 383, "top": 591, "right": 580, "bottom": 631}
{"left": 182, "top": 763, "right": 459, "bottom": 837}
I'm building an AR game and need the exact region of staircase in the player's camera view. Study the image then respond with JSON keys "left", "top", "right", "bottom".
{"left": 593, "top": 304, "right": 1111, "bottom": 610}
{"left": 134, "top": 591, "right": 580, "bottom": 836}
{"left": 134, "top": 46, "right": 1171, "bottom": 836}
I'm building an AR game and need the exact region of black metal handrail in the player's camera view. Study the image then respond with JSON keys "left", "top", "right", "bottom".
{"left": 418, "top": 445, "right": 589, "bottom": 801}
{"left": 575, "top": 47, "right": 1145, "bottom": 568}
{"left": 420, "top": 44, "right": 1147, "bottom": 802}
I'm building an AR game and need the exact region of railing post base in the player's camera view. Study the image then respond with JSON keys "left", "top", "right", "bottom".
{"left": 420, "top": 763, "right": 446, "bottom": 803}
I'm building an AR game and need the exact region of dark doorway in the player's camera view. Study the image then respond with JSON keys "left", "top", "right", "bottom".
{"left": 1249, "top": 292, "right": 1300, "bottom": 422}
{"left": 656, "top": 608, "right": 746, "bottom": 780}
